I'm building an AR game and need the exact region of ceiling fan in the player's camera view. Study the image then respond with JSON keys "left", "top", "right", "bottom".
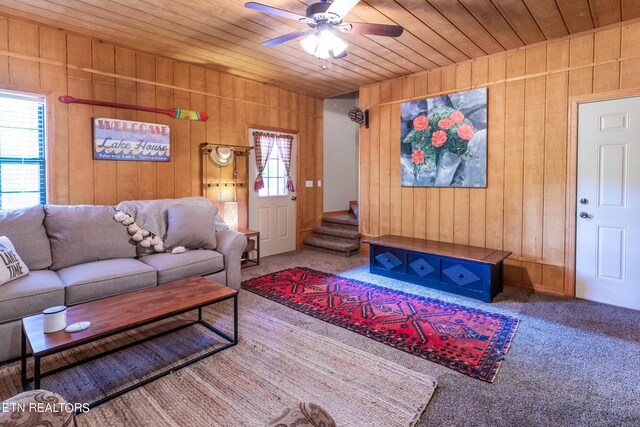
{"left": 245, "top": 0, "right": 404, "bottom": 60}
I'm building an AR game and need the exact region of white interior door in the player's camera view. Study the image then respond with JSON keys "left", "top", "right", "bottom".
{"left": 248, "top": 129, "right": 297, "bottom": 257}
{"left": 576, "top": 97, "right": 640, "bottom": 310}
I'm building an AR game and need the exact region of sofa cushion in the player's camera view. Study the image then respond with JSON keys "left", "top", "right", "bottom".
{"left": 139, "top": 250, "right": 224, "bottom": 285}
{"left": 0, "top": 321, "right": 22, "bottom": 363}
{"left": 58, "top": 258, "right": 157, "bottom": 305}
{"left": 45, "top": 205, "right": 136, "bottom": 270}
{"left": 0, "top": 270, "right": 65, "bottom": 323}
{"left": 0, "top": 205, "right": 52, "bottom": 270}
{"left": 164, "top": 204, "right": 217, "bottom": 251}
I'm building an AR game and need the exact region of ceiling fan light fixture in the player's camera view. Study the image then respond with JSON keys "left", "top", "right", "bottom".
{"left": 300, "top": 30, "right": 348, "bottom": 59}
{"left": 249, "top": 1, "right": 404, "bottom": 54}
{"left": 331, "top": 35, "right": 348, "bottom": 56}
{"left": 300, "top": 33, "right": 319, "bottom": 55}
{"left": 316, "top": 30, "right": 333, "bottom": 58}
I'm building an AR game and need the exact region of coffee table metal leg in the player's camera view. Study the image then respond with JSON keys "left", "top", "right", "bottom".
{"left": 34, "top": 356, "right": 41, "bottom": 389}
{"left": 233, "top": 294, "right": 238, "bottom": 343}
{"left": 198, "top": 306, "right": 202, "bottom": 321}
{"left": 21, "top": 327, "right": 27, "bottom": 390}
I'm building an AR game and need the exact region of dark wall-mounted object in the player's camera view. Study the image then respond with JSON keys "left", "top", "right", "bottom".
{"left": 347, "top": 107, "right": 370, "bottom": 128}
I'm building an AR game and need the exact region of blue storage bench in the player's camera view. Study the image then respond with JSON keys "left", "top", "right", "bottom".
{"left": 364, "top": 235, "right": 512, "bottom": 303}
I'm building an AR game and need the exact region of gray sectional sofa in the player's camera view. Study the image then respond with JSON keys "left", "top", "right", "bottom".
{"left": 0, "top": 198, "right": 247, "bottom": 362}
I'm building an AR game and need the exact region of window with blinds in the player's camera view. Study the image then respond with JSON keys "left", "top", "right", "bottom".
{"left": 0, "top": 91, "right": 46, "bottom": 210}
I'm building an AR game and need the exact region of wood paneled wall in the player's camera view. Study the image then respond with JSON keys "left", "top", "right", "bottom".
{"left": 359, "top": 21, "right": 640, "bottom": 296}
{"left": 0, "top": 15, "right": 323, "bottom": 246}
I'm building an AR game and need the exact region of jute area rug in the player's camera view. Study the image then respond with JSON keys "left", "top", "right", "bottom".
{"left": 0, "top": 303, "right": 437, "bottom": 427}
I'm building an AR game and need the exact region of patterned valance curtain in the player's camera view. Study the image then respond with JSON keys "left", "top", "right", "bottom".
{"left": 253, "top": 132, "right": 275, "bottom": 191}
{"left": 275, "top": 134, "right": 295, "bottom": 192}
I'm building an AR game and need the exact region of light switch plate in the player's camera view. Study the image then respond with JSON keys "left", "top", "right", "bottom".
{"left": 317, "top": 180, "right": 322, "bottom": 187}
{"left": 305, "top": 180, "right": 313, "bottom": 187}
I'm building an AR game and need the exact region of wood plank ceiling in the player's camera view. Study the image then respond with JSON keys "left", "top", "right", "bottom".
{"left": 1, "top": 0, "right": 639, "bottom": 98}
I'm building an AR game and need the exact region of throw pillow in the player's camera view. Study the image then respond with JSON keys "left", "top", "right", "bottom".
{"left": 45, "top": 205, "right": 136, "bottom": 270}
{"left": 0, "top": 236, "right": 29, "bottom": 285}
{"left": 0, "top": 205, "right": 52, "bottom": 270}
{"left": 164, "top": 205, "right": 217, "bottom": 251}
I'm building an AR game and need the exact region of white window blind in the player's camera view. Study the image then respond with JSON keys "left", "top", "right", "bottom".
{"left": 0, "top": 91, "right": 46, "bottom": 210}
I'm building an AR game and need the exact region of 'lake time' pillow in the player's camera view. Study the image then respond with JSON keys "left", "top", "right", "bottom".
{"left": 0, "top": 236, "right": 29, "bottom": 285}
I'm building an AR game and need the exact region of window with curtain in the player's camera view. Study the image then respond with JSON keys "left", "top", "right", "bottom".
{"left": 259, "top": 146, "right": 288, "bottom": 197}
{"left": 0, "top": 90, "right": 47, "bottom": 210}
{"left": 253, "top": 131, "right": 295, "bottom": 198}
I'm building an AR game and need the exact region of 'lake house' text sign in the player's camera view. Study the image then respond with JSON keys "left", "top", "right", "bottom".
{"left": 93, "top": 118, "right": 170, "bottom": 162}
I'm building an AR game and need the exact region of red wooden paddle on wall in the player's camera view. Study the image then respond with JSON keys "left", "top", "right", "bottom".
{"left": 59, "top": 95, "right": 209, "bottom": 121}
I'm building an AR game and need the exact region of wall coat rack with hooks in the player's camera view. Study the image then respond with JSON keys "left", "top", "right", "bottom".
{"left": 205, "top": 182, "right": 247, "bottom": 188}
{"left": 200, "top": 144, "right": 255, "bottom": 156}
{"left": 200, "top": 143, "right": 256, "bottom": 231}
{"left": 199, "top": 143, "right": 255, "bottom": 195}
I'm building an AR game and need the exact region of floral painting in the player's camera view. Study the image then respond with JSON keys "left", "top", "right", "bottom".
{"left": 401, "top": 88, "right": 487, "bottom": 187}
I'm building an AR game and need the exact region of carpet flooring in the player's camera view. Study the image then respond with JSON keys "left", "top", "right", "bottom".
{"left": 2, "top": 249, "right": 638, "bottom": 426}
{"left": 0, "top": 307, "right": 436, "bottom": 426}
{"left": 241, "top": 250, "right": 640, "bottom": 427}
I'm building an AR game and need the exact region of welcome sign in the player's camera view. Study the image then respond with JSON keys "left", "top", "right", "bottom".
{"left": 93, "top": 118, "right": 170, "bottom": 162}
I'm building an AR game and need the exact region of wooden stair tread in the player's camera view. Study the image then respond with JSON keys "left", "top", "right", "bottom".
{"left": 321, "top": 215, "right": 359, "bottom": 227}
{"left": 312, "top": 225, "right": 361, "bottom": 239}
{"left": 303, "top": 236, "right": 360, "bottom": 252}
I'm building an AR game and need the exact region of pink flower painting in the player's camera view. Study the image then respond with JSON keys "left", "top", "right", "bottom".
{"left": 401, "top": 88, "right": 487, "bottom": 188}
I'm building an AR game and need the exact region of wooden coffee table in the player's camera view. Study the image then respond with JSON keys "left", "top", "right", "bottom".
{"left": 21, "top": 276, "right": 238, "bottom": 411}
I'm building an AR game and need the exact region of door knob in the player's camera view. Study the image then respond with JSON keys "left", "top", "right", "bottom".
{"left": 579, "top": 212, "right": 590, "bottom": 219}
{"left": 291, "top": 196, "right": 297, "bottom": 201}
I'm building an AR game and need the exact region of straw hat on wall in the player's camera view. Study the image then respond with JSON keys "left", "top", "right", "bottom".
{"left": 210, "top": 146, "right": 234, "bottom": 166}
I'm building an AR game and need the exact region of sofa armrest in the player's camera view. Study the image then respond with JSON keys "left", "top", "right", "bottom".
{"left": 216, "top": 229, "right": 247, "bottom": 290}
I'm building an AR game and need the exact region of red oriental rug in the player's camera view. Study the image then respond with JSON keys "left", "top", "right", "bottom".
{"left": 242, "top": 267, "right": 519, "bottom": 382}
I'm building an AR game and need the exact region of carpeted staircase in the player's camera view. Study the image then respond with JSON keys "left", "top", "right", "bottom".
{"left": 303, "top": 213, "right": 361, "bottom": 257}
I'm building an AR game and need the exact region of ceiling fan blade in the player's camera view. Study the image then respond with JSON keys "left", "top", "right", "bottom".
{"left": 326, "top": 0, "right": 360, "bottom": 18}
{"left": 245, "top": 2, "right": 307, "bottom": 22}
{"left": 341, "top": 22, "right": 404, "bottom": 37}
{"left": 263, "top": 29, "right": 312, "bottom": 47}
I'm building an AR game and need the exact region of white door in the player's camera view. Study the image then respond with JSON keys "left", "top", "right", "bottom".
{"left": 248, "top": 129, "right": 297, "bottom": 257}
{"left": 576, "top": 97, "right": 640, "bottom": 310}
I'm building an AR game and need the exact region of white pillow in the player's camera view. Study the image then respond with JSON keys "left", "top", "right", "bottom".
{"left": 0, "top": 236, "right": 29, "bottom": 285}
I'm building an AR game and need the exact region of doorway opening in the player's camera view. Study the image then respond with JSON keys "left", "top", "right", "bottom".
{"left": 323, "top": 92, "right": 359, "bottom": 214}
